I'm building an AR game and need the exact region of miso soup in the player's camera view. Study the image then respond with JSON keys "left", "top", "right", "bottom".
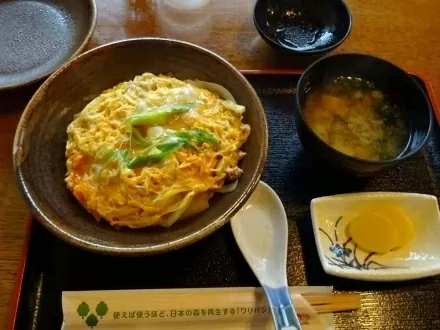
{"left": 303, "top": 76, "right": 408, "bottom": 161}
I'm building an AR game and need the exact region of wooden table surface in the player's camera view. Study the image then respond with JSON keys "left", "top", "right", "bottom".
{"left": 0, "top": 0, "right": 439, "bottom": 328}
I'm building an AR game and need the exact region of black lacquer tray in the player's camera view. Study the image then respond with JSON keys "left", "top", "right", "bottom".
{"left": 8, "top": 71, "right": 440, "bottom": 330}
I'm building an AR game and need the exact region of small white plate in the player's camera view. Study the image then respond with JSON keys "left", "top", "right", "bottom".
{"left": 311, "top": 192, "right": 440, "bottom": 281}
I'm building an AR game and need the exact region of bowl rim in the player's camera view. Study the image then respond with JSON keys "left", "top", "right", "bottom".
{"left": 295, "top": 52, "right": 434, "bottom": 165}
{"left": 252, "top": 0, "right": 353, "bottom": 54}
{"left": 0, "top": 0, "right": 98, "bottom": 91}
{"left": 12, "top": 37, "right": 268, "bottom": 256}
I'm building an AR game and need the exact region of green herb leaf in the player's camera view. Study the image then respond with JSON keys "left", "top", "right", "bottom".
{"left": 190, "top": 128, "right": 218, "bottom": 144}
{"left": 131, "top": 128, "right": 151, "bottom": 148}
{"left": 125, "top": 103, "right": 195, "bottom": 131}
{"left": 156, "top": 136, "right": 186, "bottom": 153}
{"left": 126, "top": 128, "right": 216, "bottom": 169}
{"left": 175, "top": 128, "right": 217, "bottom": 145}
{"left": 116, "top": 149, "right": 131, "bottom": 167}
{"left": 95, "top": 145, "right": 132, "bottom": 180}
{"left": 174, "top": 131, "right": 191, "bottom": 140}
{"left": 127, "top": 136, "right": 187, "bottom": 169}
{"left": 96, "top": 144, "right": 115, "bottom": 163}
{"left": 128, "top": 148, "right": 163, "bottom": 168}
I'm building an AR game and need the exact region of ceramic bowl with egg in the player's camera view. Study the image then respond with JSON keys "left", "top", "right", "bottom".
{"left": 311, "top": 192, "right": 440, "bottom": 281}
{"left": 13, "top": 38, "right": 268, "bottom": 256}
{"left": 295, "top": 53, "right": 433, "bottom": 176}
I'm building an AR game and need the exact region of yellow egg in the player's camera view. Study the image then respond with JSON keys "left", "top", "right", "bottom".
{"left": 65, "top": 73, "right": 250, "bottom": 229}
{"left": 370, "top": 204, "right": 415, "bottom": 249}
{"left": 347, "top": 210, "right": 398, "bottom": 253}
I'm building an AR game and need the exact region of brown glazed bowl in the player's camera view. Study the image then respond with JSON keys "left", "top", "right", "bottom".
{"left": 13, "top": 38, "right": 268, "bottom": 256}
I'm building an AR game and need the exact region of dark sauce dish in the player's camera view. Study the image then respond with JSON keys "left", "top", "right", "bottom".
{"left": 254, "top": 0, "right": 352, "bottom": 55}
{"left": 295, "top": 53, "right": 433, "bottom": 176}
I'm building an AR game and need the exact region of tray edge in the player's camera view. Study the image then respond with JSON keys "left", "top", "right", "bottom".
{"left": 7, "top": 215, "right": 33, "bottom": 330}
{"left": 408, "top": 71, "right": 440, "bottom": 127}
{"left": 7, "top": 69, "right": 440, "bottom": 329}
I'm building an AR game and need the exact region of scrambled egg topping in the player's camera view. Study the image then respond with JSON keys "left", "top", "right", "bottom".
{"left": 65, "top": 73, "right": 250, "bottom": 228}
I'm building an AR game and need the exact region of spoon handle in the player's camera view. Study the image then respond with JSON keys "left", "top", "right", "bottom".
{"left": 263, "top": 285, "right": 302, "bottom": 330}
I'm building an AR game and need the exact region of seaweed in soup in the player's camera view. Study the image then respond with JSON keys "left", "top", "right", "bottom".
{"left": 304, "top": 76, "right": 408, "bottom": 161}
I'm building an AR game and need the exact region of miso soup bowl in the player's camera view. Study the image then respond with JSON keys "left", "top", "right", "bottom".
{"left": 295, "top": 53, "right": 433, "bottom": 176}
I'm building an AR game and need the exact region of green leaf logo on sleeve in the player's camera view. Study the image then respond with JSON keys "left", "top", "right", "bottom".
{"left": 86, "top": 314, "right": 99, "bottom": 328}
{"left": 77, "top": 302, "right": 90, "bottom": 319}
{"left": 76, "top": 301, "right": 109, "bottom": 328}
{"left": 96, "top": 301, "right": 109, "bottom": 318}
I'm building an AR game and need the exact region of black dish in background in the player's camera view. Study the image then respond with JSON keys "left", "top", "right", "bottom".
{"left": 0, "top": 0, "right": 96, "bottom": 90}
{"left": 11, "top": 73, "right": 440, "bottom": 330}
{"left": 295, "top": 53, "right": 433, "bottom": 176}
{"left": 253, "top": 0, "right": 352, "bottom": 54}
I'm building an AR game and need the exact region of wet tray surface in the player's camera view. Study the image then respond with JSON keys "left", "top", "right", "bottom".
{"left": 10, "top": 72, "right": 440, "bottom": 330}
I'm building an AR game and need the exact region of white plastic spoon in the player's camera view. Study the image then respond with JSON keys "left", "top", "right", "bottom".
{"left": 231, "top": 181, "right": 302, "bottom": 330}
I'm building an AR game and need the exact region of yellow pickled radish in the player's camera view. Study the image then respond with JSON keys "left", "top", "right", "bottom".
{"left": 347, "top": 210, "right": 398, "bottom": 253}
{"left": 371, "top": 204, "right": 415, "bottom": 248}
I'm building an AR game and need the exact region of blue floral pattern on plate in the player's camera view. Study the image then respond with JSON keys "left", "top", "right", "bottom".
{"left": 319, "top": 216, "right": 406, "bottom": 271}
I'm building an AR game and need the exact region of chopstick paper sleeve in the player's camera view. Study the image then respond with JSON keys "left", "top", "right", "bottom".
{"left": 61, "top": 286, "right": 357, "bottom": 330}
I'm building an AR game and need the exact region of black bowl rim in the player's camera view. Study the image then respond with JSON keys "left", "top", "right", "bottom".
{"left": 0, "top": 0, "right": 98, "bottom": 91}
{"left": 253, "top": 0, "right": 353, "bottom": 55}
{"left": 12, "top": 37, "right": 269, "bottom": 256}
{"left": 295, "top": 52, "right": 434, "bottom": 165}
